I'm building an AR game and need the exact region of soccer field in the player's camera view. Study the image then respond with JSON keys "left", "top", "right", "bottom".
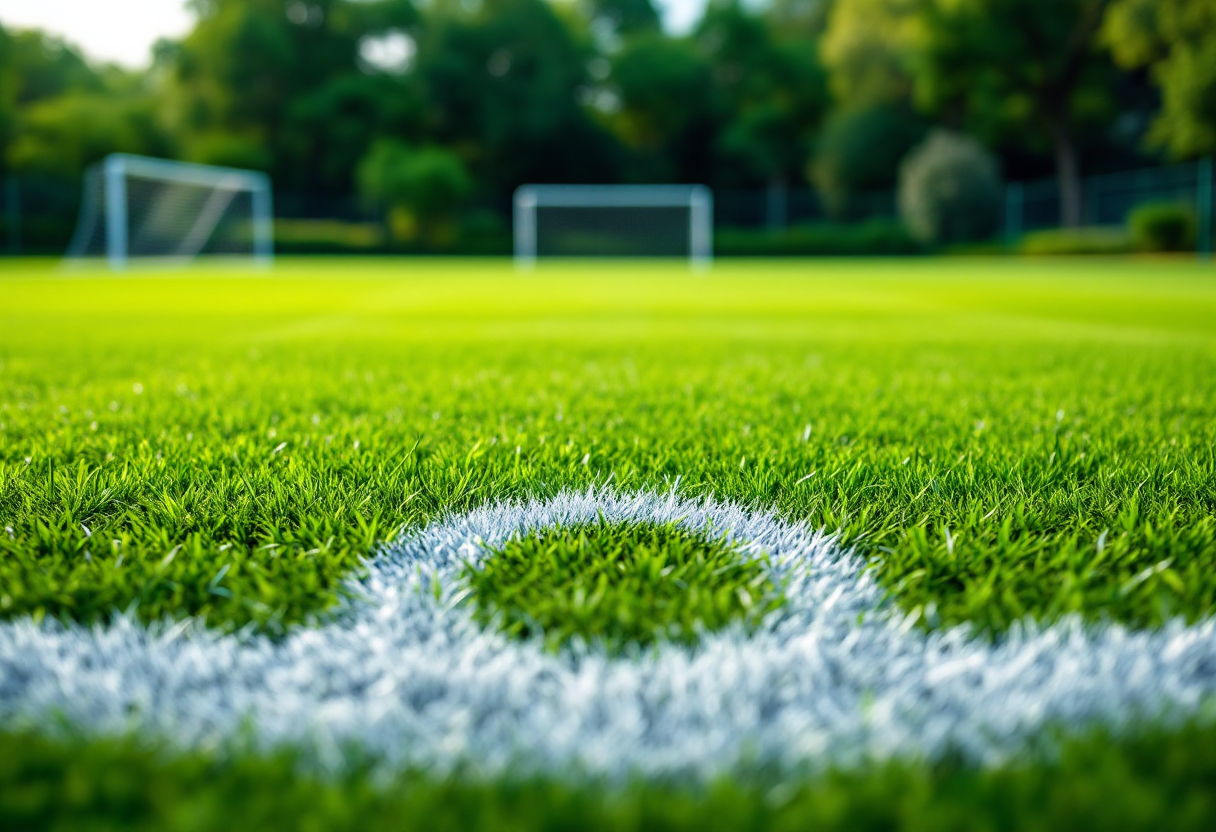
{"left": 2, "top": 257, "right": 1216, "bottom": 829}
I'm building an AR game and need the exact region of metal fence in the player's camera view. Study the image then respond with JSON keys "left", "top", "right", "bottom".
{"left": 0, "top": 173, "right": 83, "bottom": 255}
{"left": 1005, "top": 158, "right": 1214, "bottom": 256}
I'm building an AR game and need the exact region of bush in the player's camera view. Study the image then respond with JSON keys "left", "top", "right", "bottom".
{"left": 898, "top": 131, "right": 1003, "bottom": 246}
{"left": 809, "top": 104, "right": 926, "bottom": 219}
{"left": 716, "top": 219, "right": 922, "bottom": 256}
{"left": 1128, "top": 203, "right": 1197, "bottom": 252}
{"left": 1019, "top": 227, "right": 1134, "bottom": 256}
{"left": 356, "top": 140, "right": 473, "bottom": 245}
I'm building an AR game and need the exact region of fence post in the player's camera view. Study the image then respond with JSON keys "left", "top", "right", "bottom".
{"left": 1199, "top": 157, "right": 1213, "bottom": 261}
{"left": 4, "top": 177, "right": 17, "bottom": 255}
{"left": 765, "top": 180, "right": 787, "bottom": 234}
{"left": 1005, "top": 182, "right": 1023, "bottom": 247}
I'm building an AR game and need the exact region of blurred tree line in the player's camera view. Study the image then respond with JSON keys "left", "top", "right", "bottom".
{"left": 0, "top": 0, "right": 1213, "bottom": 244}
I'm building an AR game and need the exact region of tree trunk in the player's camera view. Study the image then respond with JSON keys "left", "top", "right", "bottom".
{"left": 1048, "top": 117, "right": 1083, "bottom": 228}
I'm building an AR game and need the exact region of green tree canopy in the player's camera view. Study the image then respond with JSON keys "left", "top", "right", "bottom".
{"left": 413, "top": 0, "right": 623, "bottom": 195}
{"left": 357, "top": 138, "right": 471, "bottom": 242}
{"left": 820, "top": 0, "right": 921, "bottom": 107}
{"left": 810, "top": 102, "right": 926, "bottom": 216}
{"left": 1104, "top": 0, "right": 1216, "bottom": 158}
{"left": 911, "top": 0, "right": 1117, "bottom": 227}
{"left": 167, "top": 0, "right": 418, "bottom": 189}
{"left": 0, "top": 25, "right": 106, "bottom": 173}
{"left": 582, "top": 0, "right": 661, "bottom": 38}
{"left": 610, "top": 33, "right": 719, "bottom": 183}
{"left": 696, "top": 1, "right": 830, "bottom": 187}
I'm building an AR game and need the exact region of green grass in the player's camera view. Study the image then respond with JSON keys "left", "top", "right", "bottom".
{"left": 2, "top": 255, "right": 1216, "bottom": 828}
{"left": 464, "top": 522, "right": 782, "bottom": 651}
{"left": 1, "top": 257, "right": 1214, "bottom": 633}
{"left": 5, "top": 719, "right": 1216, "bottom": 832}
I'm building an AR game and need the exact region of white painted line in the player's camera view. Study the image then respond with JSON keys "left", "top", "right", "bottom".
{"left": 1, "top": 488, "right": 1215, "bottom": 782}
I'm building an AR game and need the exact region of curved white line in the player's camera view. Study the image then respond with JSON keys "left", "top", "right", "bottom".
{"left": 1, "top": 488, "right": 1215, "bottom": 782}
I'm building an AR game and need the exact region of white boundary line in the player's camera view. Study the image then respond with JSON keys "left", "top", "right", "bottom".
{"left": 2, "top": 488, "right": 1215, "bottom": 781}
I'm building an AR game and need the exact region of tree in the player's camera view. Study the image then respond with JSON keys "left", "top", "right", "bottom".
{"left": 6, "top": 92, "right": 172, "bottom": 178}
{"left": 695, "top": 1, "right": 830, "bottom": 188}
{"left": 413, "top": 0, "right": 624, "bottom": 198}
{"left": 1104, "top": 0, "right": 1216, "bottom": 158}
{"left": 820, "top": 0, "right": 921, "bottom": 107}
{"left": 765, "top": 0, "right": 835, "bottom": 38}
{"left": 0, "top": 25, "right": 105, "bottom": 173}
{"left": 288, "top": 73, "right": 425, "bottom": 193}
{"left": 582, "top": 0, "right": 661, "bottom": 38}
{"left": 357, "top": 138, "right": 471, "bottom": 243}
{"left": 166, "top": 0, "right": 418, "bottom": 190}
{"left": 810, "top": 103, "right": 925, "bottom": 217}
{"left": 609, "top": 33, "right": 719, "bottom": 183}
{"left": 911, "top": 0, "right": 1116, "bottom": 228}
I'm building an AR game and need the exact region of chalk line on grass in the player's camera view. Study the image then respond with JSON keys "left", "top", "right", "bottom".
{"left": 2, "top": 488, "right": 1215, "bottom": 781}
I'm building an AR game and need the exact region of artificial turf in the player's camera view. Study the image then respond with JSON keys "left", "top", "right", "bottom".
{"left": 2, "top": 255, "right": 1216, "bottom": 826}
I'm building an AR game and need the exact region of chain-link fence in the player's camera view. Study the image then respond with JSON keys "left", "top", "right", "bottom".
{"left": 1005, "top": 159, "right": 1214, "bottom": 257}
{"left": 0, "top": 173, "right": 84, "bottom": 256}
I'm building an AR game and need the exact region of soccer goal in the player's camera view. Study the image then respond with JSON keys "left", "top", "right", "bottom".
{"left": 66, "top": 154, "right": 273, "bottom": 270}
{"left": 513, "top": 184, "right": 713, "bottom": 269}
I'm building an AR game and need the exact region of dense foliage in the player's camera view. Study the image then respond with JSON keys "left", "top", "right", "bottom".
{"left": 1129, "top": 201, "right": 1198, "bottom": 252}
{"left": 898, "top": 130, "right": 1003, "bottom": 245}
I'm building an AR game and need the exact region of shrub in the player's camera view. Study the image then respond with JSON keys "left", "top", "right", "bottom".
{"left": 356, "top": 140, "right": 472, "bottom": 244}
{"left": 809, "top": 104, "right": 926, "bottom": 219}
{"left": 1019, "top": 227, "right": 1134, "bottom": 256}
{"left": 1128, "top": 203, "right": 1197, "bottom": 252}
{"left": 898, "top": 131, "right": 1003, "bottom": 246}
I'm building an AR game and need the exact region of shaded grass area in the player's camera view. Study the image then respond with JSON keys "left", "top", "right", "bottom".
{"left": 464, "top": 522, "right": 781, "bottom": 651}
{"left": 0, "top": 258, "right": 1214, "bottom": 634}
{"left": 4, "top": 720, "right": 1216, "bottom": 832}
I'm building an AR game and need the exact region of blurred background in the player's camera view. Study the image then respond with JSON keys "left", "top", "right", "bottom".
{"left": 0, "top": 0, "right": 1212, "bottom": 258}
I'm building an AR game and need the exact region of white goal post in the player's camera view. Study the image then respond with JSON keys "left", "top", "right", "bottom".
{"left": 513, "top": 184, "right": 713, "bottom": 269}
{"left": 66, "top": 154, "right": 274, "bottom": 270}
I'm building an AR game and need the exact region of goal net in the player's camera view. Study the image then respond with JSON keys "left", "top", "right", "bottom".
{"left": 66, "top": 154, "right": 273, "bottom": 269}
{"left": 514, "top": 184, "right": 713, "bottom": 268}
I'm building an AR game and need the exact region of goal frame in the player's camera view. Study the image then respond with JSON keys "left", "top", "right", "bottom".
{"left": 76, "top": 153, "right": 274, "bottom": 270}
{"left": 513, "top": 184, "right": 713, "bottom": 270}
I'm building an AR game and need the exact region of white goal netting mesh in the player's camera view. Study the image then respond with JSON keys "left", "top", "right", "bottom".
{"left": 66, "top": 155, "right": 272, "bottom": 266}
{"left": 515, "top": 185, "right": 712, "bottom": 267}
{"left": 534, "top": 206, "right": 694, "bottom": 258}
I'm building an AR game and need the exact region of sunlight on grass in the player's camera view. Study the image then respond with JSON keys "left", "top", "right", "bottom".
{"left": 0, "top": 257, "right": 1214, "bottom": 633}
